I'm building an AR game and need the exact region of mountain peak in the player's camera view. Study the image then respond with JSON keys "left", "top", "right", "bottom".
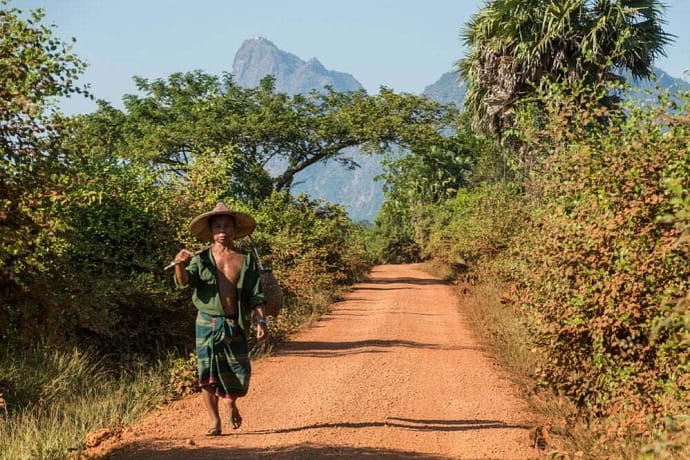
{"left": 232, "top": 38, "right": 303, "bottom": 87}
{"left": 232, "top": 37, "right": 362, "bottom": 95}
{"left": 306, "top": 57, "right": 326, "bottom": 72}
{"left": 229, "top": 38, "right": 371, "bottom": 220}
{"left": 254, "top": 36, "right": 276, "bottom": 45}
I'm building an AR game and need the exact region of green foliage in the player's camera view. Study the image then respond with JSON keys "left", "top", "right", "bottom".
{"left": 0, "top": 3, "right": 87, "bottom": 158}
{"left": 459, "top": 0, "right": 671, "bottom": 137}
{"left": 382, "top": 146, "right": 473, "bottom": 205}
{"left": 0, "top": 3, "right": 89, "bottom": 343}
{"left": 60, "top": 196, "right": 188, "bottom": 353}
{"left": 366, "top": 198, "right": 421, "bottom": 264}
{"left": 253, "top": 192, "right": 372, "bottom": 300}
{"left": 508, "top": 87, "right": 690, "bottom": 452}
{"left": 1, "top": 137, "right": 193, "bottom": 351}
{"left": 370, "top": 126, "right": 490, "bottom": 263}
{"left": 167, "top": 352, "right": 199, "bottom": 399}
{"left": 77, "top": 72, "right": 455, "bottom": 200}
{"left": 420, "top": 182, "right": 525, "bottom": 274}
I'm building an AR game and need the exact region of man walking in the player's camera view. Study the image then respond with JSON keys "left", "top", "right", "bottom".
{"left": 173, "top": 203, "right": 267, "bottom": 435}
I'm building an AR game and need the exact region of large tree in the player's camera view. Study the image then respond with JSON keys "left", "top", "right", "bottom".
{"left": 459, "top": 0, "right": 672, "bottom": 137}
{"left": 73, "top": 72, "right": 458, "bottom": 202}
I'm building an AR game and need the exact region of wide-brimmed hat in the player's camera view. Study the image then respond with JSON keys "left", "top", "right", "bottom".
{"left": 189, "top": 202, "right": 256, "bottom": 242}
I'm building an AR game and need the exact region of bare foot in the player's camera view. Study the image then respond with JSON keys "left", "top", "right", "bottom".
{"left": 230, "top": 404, "right": 242, "bottom": 429}
{"left": 204, "top": 424, "right": 221, "bottom": 436}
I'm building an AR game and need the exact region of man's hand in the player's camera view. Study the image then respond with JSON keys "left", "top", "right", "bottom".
{"left": 174, "top": 248, "right": 194, "bottom": 266}
{"left": 256, "top": 319, "right": 268, "bottom": 340}
{"left": 253, "top": 304, "right": 268, "bottom": 341}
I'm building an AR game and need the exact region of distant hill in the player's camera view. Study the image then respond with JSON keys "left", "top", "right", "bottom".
{"left": 623, "top": 67, "right": 690, "bottom": 102}
{"left": 291, "top": 149, "right": 384, "bottom": 225}
{"left": 421, "top": 71, "right": 467, "bottom": 106}
{"left": 231, "top": 38, "right": 689, "bottom": 222}
{"left": 420, "top": 67, "right": 690, "bottom": 107}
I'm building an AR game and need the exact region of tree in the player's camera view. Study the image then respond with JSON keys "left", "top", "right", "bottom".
{"left": 72, "top": 72, "right": 458, "bottom": 203}
{"left": 0, "top": 3, "right": 88, "bottom": 340}
{"left": 459, "top": 0, "right": 672, "bottom": 137}
{"left": 371, "top": 126, "right": 484, "bottom": 263}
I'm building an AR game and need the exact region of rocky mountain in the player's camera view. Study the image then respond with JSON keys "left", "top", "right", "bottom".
{"left": 421, "top": 71, "right": 467, "bottom": 106}
{"left": 232, "top": 37, "right": 362, "bottom": 95}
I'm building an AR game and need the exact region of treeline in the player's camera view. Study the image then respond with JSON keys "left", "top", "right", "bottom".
{"left": 370, "top": 0, "right": 689, "bottom": 456}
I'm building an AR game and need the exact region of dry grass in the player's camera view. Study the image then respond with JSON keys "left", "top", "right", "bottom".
{"left": 0, "top": 347, "right": 173, "bottom": 460}
{"left": 455, "top": 280, "right": 583, "bottom": 456}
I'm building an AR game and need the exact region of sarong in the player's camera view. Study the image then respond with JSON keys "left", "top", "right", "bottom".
{"left": 196, "top": 311, "right": 251, "bottom": 399}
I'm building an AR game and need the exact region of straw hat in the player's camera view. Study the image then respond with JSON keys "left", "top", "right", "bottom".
{"left": 189, "top": 202, "right": 256, "bottom": 242}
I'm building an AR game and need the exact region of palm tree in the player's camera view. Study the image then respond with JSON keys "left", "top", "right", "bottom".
{"left": 459, "top": 0, "right": 673, "bottom": 136}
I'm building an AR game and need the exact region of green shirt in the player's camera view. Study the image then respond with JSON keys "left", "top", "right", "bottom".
{"left": 176, "top": 248, "right": 265, "bottom": 331}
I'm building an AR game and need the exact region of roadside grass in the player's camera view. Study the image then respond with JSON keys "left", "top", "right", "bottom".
{"left": 456, "top": 282, "right": 586, "bottom": 456}
{"left": 0, "top": 346, "right": 173, "bottom": 460}
{"left": 423, "top": 261, "right": 690, "bottom": 459}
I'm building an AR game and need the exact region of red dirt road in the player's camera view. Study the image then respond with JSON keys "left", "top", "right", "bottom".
{"left": 92, "top": 264, "right": 540, "bottom": 459}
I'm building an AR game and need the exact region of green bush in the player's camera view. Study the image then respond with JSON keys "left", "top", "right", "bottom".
{"left": 253, "top": 192, "right": 372, "bottom": 302}
{"left": 408, "top": 82, "right": 690, "bottom": 455}
{"left": 52, "top": 157, "right": 192, "bottom": 352}
{"left": 420, "top": 182, "right": 525, "bottom": 276}
{"left": 365, "top": 200, "right": 422, "bottom": 264}
{"left": 0, "top": 4, "right": 88, "bottom": 346}
{"left": 512, "top": 88, "right": 690, "bottom": 451}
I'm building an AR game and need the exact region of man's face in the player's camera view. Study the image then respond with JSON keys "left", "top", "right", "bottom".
{"left": 210, "top": 215, "right": 235, "bottom": 244}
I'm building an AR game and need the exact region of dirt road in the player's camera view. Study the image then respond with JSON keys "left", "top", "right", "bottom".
{"left": 91, "top": 264, "right": 540, "bottom": 459}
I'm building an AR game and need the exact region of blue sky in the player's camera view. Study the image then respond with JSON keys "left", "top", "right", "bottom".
{"left": 16, "top": 0, "right": 690, "bottom": 114}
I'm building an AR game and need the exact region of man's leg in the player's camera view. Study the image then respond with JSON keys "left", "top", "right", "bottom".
{"left": 223, "top": 395, "right": 242, "bottom": 429}
{"left": 201, "top": 386, "right": 221, "bottom": 435}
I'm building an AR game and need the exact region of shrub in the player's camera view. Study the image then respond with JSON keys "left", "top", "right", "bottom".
{"left": 420, "top": 182, "right": 525, "bottom": 276}
{"left": 252, "top": 192, "right": 372, "bottom": 303}
{"left": 514, "top": 88, "right": 690, "bottom": 451}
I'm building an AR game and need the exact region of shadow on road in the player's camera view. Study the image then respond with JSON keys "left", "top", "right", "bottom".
{"left": 351, "top": 286, "right": 416, "bottom": 291}
{"left": 245, "top": 417, "right": 529, "bottom": 435}
{"left": 105, "top": 442, "right": 449, "bottom": 459}
{"left": 317, "top": 311, "right": 443, "bottom": 321}
{"left": 364, "top": 277, "right": 448, "bottom": 286}
{"left": 102, "top": 418, "right": 531, "bottom": 459}
{"left": 274, "top": 339, "right": 483, "bottom": 358}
